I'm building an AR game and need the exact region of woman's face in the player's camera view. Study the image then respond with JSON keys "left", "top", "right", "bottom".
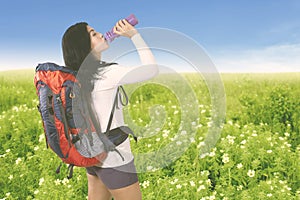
{"left": 87, "top": 25, "right": 109, "bottom": 59}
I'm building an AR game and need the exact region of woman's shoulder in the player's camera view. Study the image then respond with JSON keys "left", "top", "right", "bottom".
{"left": 92, "top": 63, "right": 121, "bottom": 91}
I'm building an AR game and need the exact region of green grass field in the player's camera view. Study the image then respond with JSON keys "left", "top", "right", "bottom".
{"left": 0, "top": 69, "right": 299, "bottom": 199}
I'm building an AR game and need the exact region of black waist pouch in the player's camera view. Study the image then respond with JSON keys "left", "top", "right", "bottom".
{"left": 106, "top": 126, "right": 137, "bottom": 146}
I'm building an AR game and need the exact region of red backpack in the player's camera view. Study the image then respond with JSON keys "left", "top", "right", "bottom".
{"left": 34, "top": 62, "right": 126, "bottom": 178}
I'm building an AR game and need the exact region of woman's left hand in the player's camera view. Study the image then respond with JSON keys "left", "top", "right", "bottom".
{"left": 113, "top": 19, "right": 138, "bottom": 38}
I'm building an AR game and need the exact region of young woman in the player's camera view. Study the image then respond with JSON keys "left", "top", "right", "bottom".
{"left": 62, "top": 19, "right": 158, "bottom": 200}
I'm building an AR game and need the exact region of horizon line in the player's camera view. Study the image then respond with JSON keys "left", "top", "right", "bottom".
{"left": 1, "top": 67, "right": 300, "bottom": 74}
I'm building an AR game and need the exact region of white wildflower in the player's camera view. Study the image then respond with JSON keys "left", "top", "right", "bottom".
{"left": 176, "top": 184, "right": 182, "bottom": 189}
{"left": 247, "top": 170, "right": 255, "bottom": 178}
{"left": 190, "top": 181, "right": 195, "bottom": 187}
{"left": 198, "top": 141, "right": 205, "bottom": 148}
{"left": 39, "top": 177, "right": 45, "bottom": 186}
{"left": 206, "top": 179, "right": 211, "bottom": 186}
{"left": 222, "top": 153, "right": 230, "bottom": 164}
{"left": 237, "top": 185, "right": 243, "bottom": 191}
{"left": 15, "top": 157, "right": 22, "bottom": 165}
{"left": 162, "top": 132, "right": 169, "bottom": 138}
{"left": 207, "top": 121, "right": 213, "bottom": 127}
{"left": 285, "top": 186, "right": 292, "bottom": 191}
{"left": 39, "top": 134, "right": 45, "bottom": 142}
{"left": 197, "top": 185, "right": 206, "bottom": 191}
{"left": 147, "top": 166, "right": 153, "bottom": 171}
{"left": 62, "top": 178, "right": 69, "bottom": 185}
{"left": 197, "top": 124, "right": 203, "bottom": 128}
{"left": 181, "top": 130, "right": 187, "bottom": 135}
{"left": 54, "top": 179, "right": 61, "bottom": 185}
{"left": 285, "top": 142, "right": 291, "bottom": 147}
{"left": 240, "top": 140, "right": 247, "bottom": 145}
{"left": 284, "top": 132, "right": 290, "bottom": 137}
{"left": 141, "top": 180, "right": 150, "bottom": 188}
{"left": 237, "top": 163, "right": 243, "bottom": 169}
{"left": 209, "top": 151, "right": 215, "bottom": 157}
{"left": 226, "top": 135, "right": 235, "bottom": 144}
{"left": 170, "top": 178, "right": 178, "bottom": 185}
{"left": 190, "top": 137, "right": 195, "bottom": 143}
{"left": 200, "top": 170, "right": 209, "bottom": 176}
{"left": 200, "top": 153, "right": 208, "bottom": 159}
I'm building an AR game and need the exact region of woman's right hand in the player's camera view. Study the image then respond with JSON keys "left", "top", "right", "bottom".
{"left": 113, "top": 19, "right": 138, "bottom": 38}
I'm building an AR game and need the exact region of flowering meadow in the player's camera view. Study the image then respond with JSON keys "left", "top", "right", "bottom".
{"left": 0, "top": 70, "right": 299, "bottom": 200}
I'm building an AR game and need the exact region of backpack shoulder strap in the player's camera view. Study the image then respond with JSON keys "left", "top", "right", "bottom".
{"left": 116, "top": 86, "right": 128, "bottom": 109}
{"left": 105, "top": 86, "right": 122, "bottom": 133}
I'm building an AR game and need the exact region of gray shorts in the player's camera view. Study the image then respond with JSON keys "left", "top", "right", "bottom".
{"left": 86, "top": 159, "right": 138, "bottom": 190}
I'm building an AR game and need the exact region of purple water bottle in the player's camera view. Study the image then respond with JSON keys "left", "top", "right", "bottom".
{"left": 104, "top": 14, "right": 139, "bottom": 42}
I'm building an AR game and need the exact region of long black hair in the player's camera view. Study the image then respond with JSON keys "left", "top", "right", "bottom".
{"left": 62, "top": 22, "right": 115, "bottom": 91}
{"left": 62, "top": 22, "right": 90, "bottom": 71}
{"left": 62, "top": 22, "right": 115, "bottom": 135}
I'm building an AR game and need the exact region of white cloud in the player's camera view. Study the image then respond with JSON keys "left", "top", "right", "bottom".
{"left": 213, "top": 43, "right": 300, "bottom": 73}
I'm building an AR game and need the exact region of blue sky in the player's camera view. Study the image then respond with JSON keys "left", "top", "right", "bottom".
{"left": 0, "top": 0, "right": 299, "bottom": 72}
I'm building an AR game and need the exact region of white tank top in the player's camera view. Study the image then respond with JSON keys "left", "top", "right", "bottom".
{"left": 92, "top": 33, "right": 158, "bottom": 167}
